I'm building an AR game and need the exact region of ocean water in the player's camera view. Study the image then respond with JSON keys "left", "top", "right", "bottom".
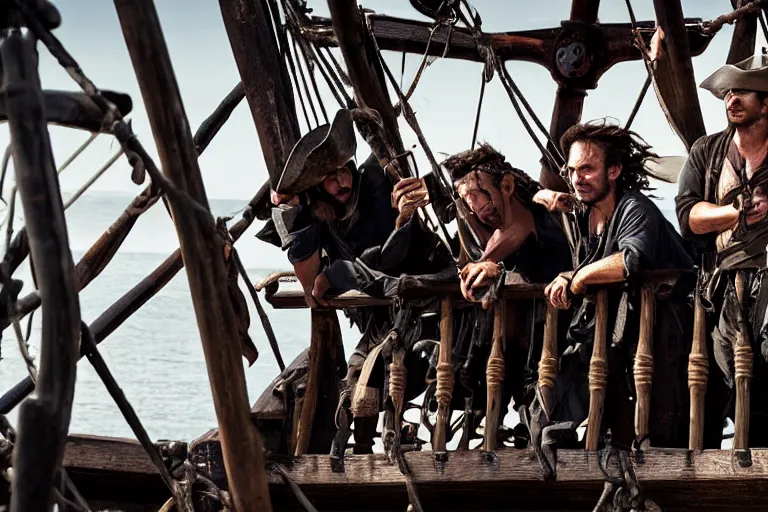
{"left": 0, "top": 186, "right": 685, "bottom": 444}
{"left": 0, "top": 192, "right": 360, "bottom": 442}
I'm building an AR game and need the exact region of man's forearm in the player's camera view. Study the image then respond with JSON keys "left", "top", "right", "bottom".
{"left": 572, "top": 252, "right": 626, "bottom": 290}
{"left": 689, "top": 201, "right": 738, "bottom": 235}
{"left": 293, "top": 251, "right": 321, "bottom": 294}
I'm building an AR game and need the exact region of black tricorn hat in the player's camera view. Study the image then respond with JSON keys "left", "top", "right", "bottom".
{"left": 275, "top": 109, "right": 357, "bottom": 195}
{"left": 700, "top": 54, "right": 768, "bottom": 100}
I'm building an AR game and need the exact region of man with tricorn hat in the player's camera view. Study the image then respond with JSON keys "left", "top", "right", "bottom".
{"left": 676, "top": 53, "right": 768, "bottom": 447}
{"left": 268, "top": 108, "right": 455, "bottom": 453}
{"left": 531, "top": 120, "right": 694, "bottom": 473}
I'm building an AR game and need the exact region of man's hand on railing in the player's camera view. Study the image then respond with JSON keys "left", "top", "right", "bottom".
{"left": 459, "top": 261, "right": 502, "bottom": 302}
{"left": 545, "top": 273, "right": 572, "bottom": 310}
{"left": 310, "top": 272, "right": 331, "bottom": 308}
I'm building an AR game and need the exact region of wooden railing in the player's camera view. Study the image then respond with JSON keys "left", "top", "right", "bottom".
{"left": 261, "top": 269, "right": 729, "bottom": 456}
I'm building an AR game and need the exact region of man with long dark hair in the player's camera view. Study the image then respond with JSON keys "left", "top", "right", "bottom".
{"left": 676, "top": 54, "right": 768, "bottom": 447}
{"left": 536, "top": 120, "right": 694, "bottom": 455}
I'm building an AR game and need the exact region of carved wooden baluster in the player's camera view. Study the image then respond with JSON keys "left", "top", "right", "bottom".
{"left": 389, "top": 341, "right": 407, "bottom": 440}
{"left": 433, "top": 297, "right": 455, "bottom": 452}
{"left": 688, "top": 282, "right": 709, "bottom": 451}
{"left": 483, "top": 300, "right": 506, "bottom": 451}
{"left": 734, "top": 271, "right": 753, "bottom": 450}
{"left": 633, "top": 285, "right": 655, "bottom": 450}
{"left": 586, "top": 289, "right": 610, "bottom": 451}
{"left": 538, "top": 305, "right": 559, "bottom": 418}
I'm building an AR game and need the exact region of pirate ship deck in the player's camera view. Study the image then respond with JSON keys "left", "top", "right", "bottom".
{"left": 1, "top": 0, "right": 768, "bottom": 511}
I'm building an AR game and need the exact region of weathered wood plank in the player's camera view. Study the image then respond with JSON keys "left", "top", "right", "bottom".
{"left": 63, "top": 435, "right": 157, "bottom": 475}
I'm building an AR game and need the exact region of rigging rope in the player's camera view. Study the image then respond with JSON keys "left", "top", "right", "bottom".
{"left": 471, "top": 72, "right": 485, "bottom": 148}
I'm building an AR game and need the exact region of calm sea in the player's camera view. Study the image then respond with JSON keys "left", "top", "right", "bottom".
{"left": 0, "top": 188, "right": 693, "bottom": 445}
{"left": 0, "top": 192, "right": 361, "bottom": 442}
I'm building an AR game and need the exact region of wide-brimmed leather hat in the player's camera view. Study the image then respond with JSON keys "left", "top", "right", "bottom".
{"left": 275, "top": 108, "right": 356, "bottom": 195}
{"left": 700, "top": 54, "right": 768, "bottom": 100}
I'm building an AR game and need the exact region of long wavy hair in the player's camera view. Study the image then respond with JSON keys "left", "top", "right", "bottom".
{"left": 559, "top": 119, "right": 657, "bottom": 193}
{"left": 441, "top": 143, "right": 541, "bottom": 205}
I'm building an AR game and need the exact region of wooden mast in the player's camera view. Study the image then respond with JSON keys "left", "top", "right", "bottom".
{"left": 113, "top": 0, "right": 271, "bottom": 510}
{"left": 218, "top": 0, "right": 301, "bottom": 188}
{"left": 326, "top": 0, "right": 409, "bottom": 169}
{"left": 652, "top": 0, "right": 706, "bottom": 150}
{"left": 542, "top": 0, "right": 600, "bottom": 191}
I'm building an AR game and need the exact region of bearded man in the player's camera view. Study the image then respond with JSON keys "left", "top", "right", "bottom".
{"left": 268, "top": 109, "right": 454, "bottom": 454}
{"left": 676, "top": 54, "right": 768, "bottom": 447}
{"left": 406, "top": 145, "right": 573, "bottom": 448}
{"left": 539, "top": 121, "right": 694, "bottom": 455}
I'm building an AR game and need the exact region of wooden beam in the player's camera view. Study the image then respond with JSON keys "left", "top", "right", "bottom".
{"left": 48, "top": 434, "right": 768, "bottom": 511}
{"left": 2, "top": 30, "right": 82, "bottom": 512}
{"left": 652, "top": 0, "right": 707, "bottom": 150}
{"left": 304, "top": 14, "right": 713, "bottom": 67}
{"left": 326, "top": 1, "right": 407, "bottom": 161}
{"left": 726, "top": 0, "right": 758, "bottom": 64}
{"left": 113, "top": 1, "right": 271, "bottom": 510}
{"left": 218, "top": 0, "right": 301, "bottom": 188}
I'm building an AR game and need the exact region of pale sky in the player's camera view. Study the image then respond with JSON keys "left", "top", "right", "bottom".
{"left": 0, "top": 1, "right": 761, "bottom": 205}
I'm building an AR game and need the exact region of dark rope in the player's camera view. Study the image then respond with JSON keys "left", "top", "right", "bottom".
{"left": 292, "top": 36, "right": 320, "bottom": 128}
{"left": 625, "top": 74, "right": 651, "bottom": 130}
{"left": 275, "top": 465, "right": 319, "bottom": 512}
{"left": 471, "top": 73, "right": 486, "bottom": 148}
{"left": 230, "top": 246, "right": 286, "bottom": 371}
{"left": 294, "top": 35, "right": 330, "bottom": 124}
{"left": 78, "top": 322, "right": 182, "bottom": 498}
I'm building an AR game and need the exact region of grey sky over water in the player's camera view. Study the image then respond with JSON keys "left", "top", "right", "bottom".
{"left": 6, "top": 0, "right": 761, "bottom": 202}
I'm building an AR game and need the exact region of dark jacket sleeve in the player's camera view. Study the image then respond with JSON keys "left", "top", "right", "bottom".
{"left": 615, "top": 195, "right": 662, "bottom": 277}
{"left": 675, "top": 136, "right": 716, "bottom": 249}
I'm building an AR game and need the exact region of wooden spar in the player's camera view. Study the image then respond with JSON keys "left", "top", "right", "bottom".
{"left": 194, "top": 81, "right": 245, "bottom": 154}
{"left": 2, "top": 30, "right": 81, "bottom": 512}
{"left": 0, "top": 89, "right": 132, "bottom": 132}
{"left": 218, "top": 0, "right": 301, "bottom": 188}
{"left": 303, "top": 14, "right": 713, "bottom": 68}
{"left": 326, "top": 0, "right": 408, "bottom": 166}
{"left": 726, "top": 0, "right": 758, "bottom": 64}
{"left": 5, "top": 81, "right": 246, "bottom": 331}
{"left": 113, "top": 1, "right": 271, "bottom": 510}
{"left": 652, "top": 0, "right": 707, "bottom": 150}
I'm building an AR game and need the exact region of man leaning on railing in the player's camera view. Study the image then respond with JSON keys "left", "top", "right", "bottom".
{"left": 529, "top": 120, "right": 695, "bottom": 464}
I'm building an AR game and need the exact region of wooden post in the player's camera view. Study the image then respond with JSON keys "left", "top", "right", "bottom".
{"left": 652, "top": 0, "right": 707, "bottom": 150}
{"left": 633, "top": 285, "right": 655, "bottom": 450}
{"left": 294, "top": 309, "right": 345, "bottom": 455}
{"left": 3, "top": 29, "right": 81, "bottom": 512}
{"left": 541, "top": 0, "right": 600, "bottom": 192}
{"left": 483, "top": 301, "right": 506, "bottom": 451}
{"left": 432, "top": 297, "right": 455, "bottom": 452}
{"left": 733, "top": 271, "right": 753, "bottom": 450}
{"left": 585, "top": 289, "right": 609, "bottom": 451}
{"left": 113, "top": 1, "right": 271, "bottom": 509}
{"left": 688, "top": 284, "right": 709, "bottom": 451}
{"left": 538, "top": 305, "right": 559, "bottom": 418}
{"left": 218, "top": 0, "right": 301, "bottom": 187}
